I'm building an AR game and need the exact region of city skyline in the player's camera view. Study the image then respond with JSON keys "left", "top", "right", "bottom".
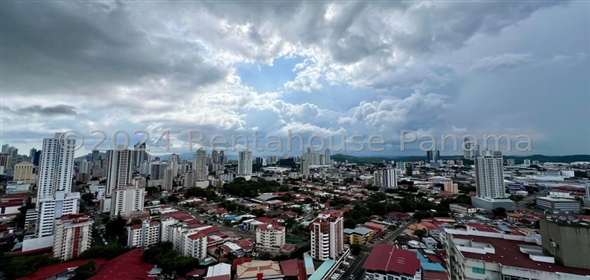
{"left": 1, "top": 1, "right": 589, "bottom": 156}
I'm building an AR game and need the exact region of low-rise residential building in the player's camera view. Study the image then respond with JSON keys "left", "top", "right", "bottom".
{"left": 343, "top": 227, "right": 373, "bottom": 246}
{"left": 536, "top": 197, "right": 581, "bottom": 215}
{"left": 235, "top": 260, "right": 284, "bottom": 280}
{"left": 255, "top": 223, "right": 286, "bottom": 251}
{"left": 363, "top": 243, "right": 422, "bottom": 280}
{"left": 444, "top": 227, "right": 590, "bottom": 280}
{"left": 127, "top": 220, "right": 160, "bottom": 248}
{"left": 449, "top": 203, "right": 477, "bottom": 215}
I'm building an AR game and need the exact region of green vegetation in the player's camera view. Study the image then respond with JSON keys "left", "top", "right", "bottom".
{"left": 343, "top": 192, "right": 471, "bottom": 228}
{"left": 222, "top": 177, "right": 281, "bottom": 197}
{"left": 143, "top": 242, "right": 199, "bottom": 276}
{"left": 0, "top": 254, "right": 60, "bottom": 279}
{"left": 104, "top": 215, "right": 128, "bottom": 245}
{"left": 71, "top": 259, "right": 98, "bottom": 280}
{"left": 77, "top": 243, "right": 131, "bottom": 260}
{"left": 185, "top": 187, "right": 219, "bottom": 201}
{"left": 492, "top": 207, "right": 507, "bottom": 218}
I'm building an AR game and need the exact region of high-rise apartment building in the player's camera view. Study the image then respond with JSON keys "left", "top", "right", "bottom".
{"left": 127, "top": 220, "right": 161, "bottom": 248}
{"left": 163, "top": 167, "right": 174, "bottom": 190}
{"left": 474, "top": 150, "right": 504, "bottom": 199}
{"left": 301, "top": 160, "right": 310, "bottom": 179}
{"left": 0, "top": 153, "right": 13, "bottom": 170}
{"left": 110, "top": 177, "right": 146, "bottom": 218}
{"left": 237, "top": 150, "right": 252, "bottom": 175}
{"left": 310, "top": 210, "right": 344, "bottom": 260}
{"left": 52, "top": 214, "right": 93, "bottom": 261}
{"left": 169, "top": 153, "right": 180, "bottom": 176}
{"left": 381, "top": 165, "right": 397, "bottom": 190}
{"left": 35, "top": 133, "right": 79, "bottom": 238}
{"left": 132, "top": 142, "right": 148, "bottom": 171}
{"left": 194, "top": 148, "right": 208, "bottom": 181}
{"left": 325, "top": 149, "right": 331, "bottom": 165}
{"left": 105, "top": 149, "right": 133, "bottom": 196}
{"left": 426, "top": 149, "right": 440, "bottom": 162}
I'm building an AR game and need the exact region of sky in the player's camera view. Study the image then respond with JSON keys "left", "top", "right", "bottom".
{"left": 1, "top": 0, "right": 589, "bottom": 157}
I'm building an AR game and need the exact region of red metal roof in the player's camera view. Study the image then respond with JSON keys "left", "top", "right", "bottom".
{"left": 279, "top": 259, "right": 299, "bottom": 276}
{"left": 89, "top": 248, "right": 153, "bottom": 280}
{"left": 19, "top": 258, "right": 107, "bottom": 280}
{"left": 362, "top": 243, "right": 421, "bottom": 276}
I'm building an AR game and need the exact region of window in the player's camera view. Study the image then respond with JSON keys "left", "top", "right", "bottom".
{"left": 472, "top": 267, "right": 485, "bottom": 274}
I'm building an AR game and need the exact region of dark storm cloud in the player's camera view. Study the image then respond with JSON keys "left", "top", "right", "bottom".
{"left": 2, "top": 105, "right": 78, "bottom": 116}
{"left": 0, "top": 1, "right": 228, "bottom": 96}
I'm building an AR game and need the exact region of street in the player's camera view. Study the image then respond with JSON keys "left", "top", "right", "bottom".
{"left": 340, "top": 222, "right": 412, "bottom": 280}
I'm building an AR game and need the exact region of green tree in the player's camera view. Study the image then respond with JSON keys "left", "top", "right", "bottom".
{"left": 350, "top": 244, "right": 362, "bottom": 256}
{"left": 492, "top": 207, "right": 507, "bottom": 218}
{"left": 168, "top": 194, "right": 180, "bottom": 203}
{"left": 71, "top": 260, "right": 98, "bottom": 280}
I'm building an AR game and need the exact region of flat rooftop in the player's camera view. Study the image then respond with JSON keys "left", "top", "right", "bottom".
{"left": 453, "top": 234, "right": 590, "bottom": 276}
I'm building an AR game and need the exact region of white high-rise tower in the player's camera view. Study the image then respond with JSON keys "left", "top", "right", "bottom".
{"left": 35, "top": 133, "right": 80, "bottom": 239}
{"left": 194, "top": 148, "right": 207, "bottom": 181}
{"left": 237, "top": 150, "right": 252, "bottom": 175}
{"left": 474, "top": 150, "right": 504, "bottom": 199}
{"left": 105, "top": 149, "right": 133, "bottom": 197}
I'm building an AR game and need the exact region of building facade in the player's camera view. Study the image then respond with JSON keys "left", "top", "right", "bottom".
{"left": 256, "top": 223, "right": 286, "bottom": 251}
{"left": 13, "top": 161, "right": 36, "bottom": 184}
{"left": 127, "top": 220, "right": 161, "bottom": 248}
{"left": 105, "top": 149, "right": 133, "bottom": 196}
{"left": 237, "top": 150, "right": 253, "bottom": 175}
{"left": 310, "top": 210, "right": 344, "bottom": 260}
{"left": 35, "top": 133, "right": 79, "bottom": 239}
{"left": 53, "top": 214, "right": 93, "bottom": 261}
{"left": 474, "top": 150, "right": 504, "bottom": 199}
{"left": 110, "top": 178, "right": 146, "bottom": 218}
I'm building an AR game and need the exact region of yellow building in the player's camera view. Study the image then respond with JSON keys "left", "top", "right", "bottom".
{"left": 14, "top": 161, "right": 36, "bottom": 184}
{"left": 343, "top": 227, "right": 373, "bottom": 246}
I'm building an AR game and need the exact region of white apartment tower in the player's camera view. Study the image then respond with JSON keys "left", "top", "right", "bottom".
{"left": 105, "top": 149, "right": 133, "bottom": 196}
{"left": 35, "top": 133, "right": 80, "bottom": 238}
{"left": 52, "top": 214, "right": 93, "bottom": 261}
{"left": 194, "top": 148, "right": 208, "bottom": 181}
{"left": 474, "top": 150, "right": 505, "bottom": 199}
{"left": 110, "top": 177, "right": 146, "bottom": 218}
{"left": 238, "top": 150, "right": 253, "bottom": 175}
{"left": 325, "top": 149, "right": 331, "bottom": 165}
{"left": 169, "top": 153, "right": 180, "bottom": 176}
{"left": 301, "top": 160, "right": 310, "bottom": 179}
{"left": 381, "top": 165, "right": 397, "bottom": 189}
{"left": 310, "top": 210, "right": 344, "bottom": 261}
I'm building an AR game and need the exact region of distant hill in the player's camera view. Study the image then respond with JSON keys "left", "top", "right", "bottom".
{"left": 331, "top": 154, "right": 590, "bottom": 164}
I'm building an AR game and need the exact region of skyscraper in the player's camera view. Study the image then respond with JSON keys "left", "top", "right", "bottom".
{"left": 194, "top": 148, "right": 207, "bottom": 181}
{"left": 105, "top": 149, "right": 133, "bottom": 197}
{"left": 301, "top": 160, "right": 310, "bottom": 179}
{"left": 426, "top": 149, "right": 440, "bottom": 162}
{"left": 474, "top": 150, "right": 504, "bottom": 199}
{"left": 35, "top": 133, "right": 80, "bottom": 239}
{"left": 325, "top": 148, "right": 331, "bottom": 165}
{"left": 133, "top": 142, "right": 148, "bottom": 171}
{"left": 237, "top": 150, "right": 252, "bottom": 175}
{"left": 169, "top": 153, "right": 180, "bottom": 176}
{"left": 381, "top": 165, "right": 397, "bottom": 190}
